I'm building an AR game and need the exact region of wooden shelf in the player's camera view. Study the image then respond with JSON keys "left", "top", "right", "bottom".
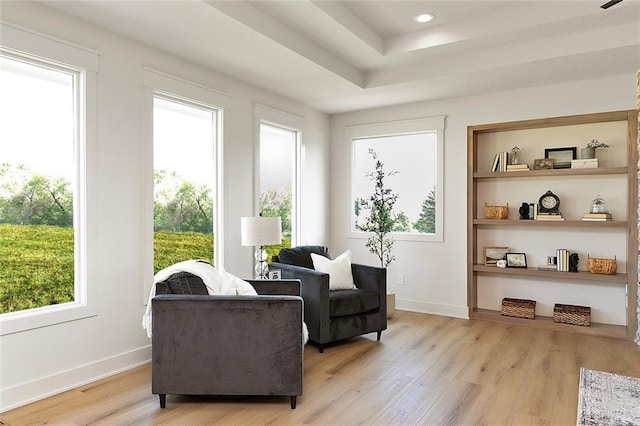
{"left": 474, "top": 219, "right": 627, "bottom": 228}
{"left": 474, "top": 166, "right": 627, "bottom": 179}
{"left": 468, "top": 110, "right": 638, "bottom": 341}
{"left": 473, "top": 264, "right": 628, "bottom": 283}
{"left": 471, "top": 308, "right": 628, "bottom": 339}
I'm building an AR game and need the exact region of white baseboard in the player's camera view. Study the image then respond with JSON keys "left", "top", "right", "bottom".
{"left": 1, "top": 345, "right": 151, "bottom": 413}
{"left": 396, "top": 297, "right": 469, "bottom": 319}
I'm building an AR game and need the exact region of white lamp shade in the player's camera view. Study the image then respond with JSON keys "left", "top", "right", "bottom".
{"left": 241, "top": 216, "right": 282, "bottom": 246}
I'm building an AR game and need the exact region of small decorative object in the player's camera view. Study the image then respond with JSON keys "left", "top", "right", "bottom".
{"left": 506, "top": 253, "right": 527, "bottom": 268}
{"left": 483, "top": 202, "right": 509, "bottom": 219}
{"left": 590, "top": 195, "right": 606, "bottom": 213}
{"left": 569, "top": 253, "right": 579, "bottom": 272}
{"left": 544, "top": 147, "right": 577, "bottom": 169}
{"left": 581, "top": 139, "right": 609, "bottom": 159}
{"left": 518, "top": 202, "right": 530, "bottom": 220}
{"left": 538, "top": 190, "right": 560, "bottom": 214}
{"left": 533, "top": 158, "right": 554, "bottom": 170}
{"left": 510, "top": 146, "right": 521, "bottom": 164}
{"left": 588, "top": 255, "right": 617, "bottom": 275}
{"left": 496, "top": 259, "right": 507, "bottom": 268}
{"left": 571, "top": 158, "right": 598, "bottom": 169}
{"left": 501, "top": 298, "right": 536, "bottom": 319}
{"left": 483, "top": 246, "right": 509, "bottom": 267}
{"left": 268, "top": 270, "right": 282, "bottom": 280}
{"left": 553, "top": 304, "right": 591, "bottom": 326}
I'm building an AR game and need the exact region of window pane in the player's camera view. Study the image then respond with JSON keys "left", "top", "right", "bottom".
{"left": 352, "top": 132, "right": 437, "bottom": 234}
{"left": 0, "top": 55, "right": 77, "bottom": 313}
{"left": 153, "top": 97, "right": 216, "bottom": 272}
{"left": 259, "top": 123, "right": 296, "bottom": 250}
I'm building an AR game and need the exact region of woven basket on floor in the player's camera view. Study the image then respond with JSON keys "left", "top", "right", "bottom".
{"left": 553, "top": 304, "right": 591, "bottom": 326}
{"left": 587, "top": 255, "right": 617, "bottom": 275}
{"left": 501, "top": 298, "right": 535, "bottom": 319}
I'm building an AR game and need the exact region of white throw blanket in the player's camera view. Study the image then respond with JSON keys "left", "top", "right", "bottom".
{"left": 142, "top": 260, "right": 308, "bottom": 344}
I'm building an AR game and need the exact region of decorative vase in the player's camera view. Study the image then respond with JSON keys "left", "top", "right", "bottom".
{"left": 386, "top": 292, "right": 395, "bottom": 319}
{"left": 581, "top": 147, "right": 595, "bottom": 159}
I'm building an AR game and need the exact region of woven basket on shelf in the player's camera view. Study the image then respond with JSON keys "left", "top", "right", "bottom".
{"left": 501, "top": 298, "right": 535, "bottom": 319}
{"left": 484, "top": 203, "right": 509, "bottom": 220}
{"left": 587, "top": 255, "right": 617, "bottom": 275}
{"left": 553, "top": 304, "right": 591, "bottom": 326}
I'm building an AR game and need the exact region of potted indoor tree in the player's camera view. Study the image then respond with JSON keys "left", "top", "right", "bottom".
{"left": 357, "top": 149, "right": 399, "bottom": 318}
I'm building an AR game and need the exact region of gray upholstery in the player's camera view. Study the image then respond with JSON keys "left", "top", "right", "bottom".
{"left": 270, "top": 246, "right": 387, "bottom": 352}
{"left": 151, "top": 277, "right": 303, "bottom": 409}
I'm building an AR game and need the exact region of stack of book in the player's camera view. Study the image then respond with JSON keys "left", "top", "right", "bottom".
{"left": 506, "top": 164, "right": 530, "bottom": 172}
{"left": 582, "top": 212, "right": 612, "bottom": 221}
{"left": 536, "top": 213, "right": 565, "bottom": 221}
{"left": 556, "top": 249, "right": 570, "bottom": 272}
{"left": 491, "top": 152, "right": 509, "bottom": 172}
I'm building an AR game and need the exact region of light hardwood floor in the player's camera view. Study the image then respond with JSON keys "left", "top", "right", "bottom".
{"left": 3, "top": 310, "right": 640, "bottom": 425}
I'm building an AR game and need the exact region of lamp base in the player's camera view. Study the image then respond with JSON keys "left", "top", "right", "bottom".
{"left": 255, "top": 246, "right": 268, "bottom": 279}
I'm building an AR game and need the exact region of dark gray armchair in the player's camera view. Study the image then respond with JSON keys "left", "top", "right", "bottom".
{"left": 270, "top": 246, "right": 387, "bottom": 353}
{"left": 151, "top": 274, "right": 303, "bottom": 409}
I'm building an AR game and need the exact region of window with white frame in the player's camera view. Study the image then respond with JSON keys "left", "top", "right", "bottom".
{"left": 142, "top": 69, "right": 229, "bottom": 300}
{"left": 259, "top": 122, "right": 299, "bottom": 249}
{"left": 348, "top": 117, "right": 444, "bottom": 242}
{"left": 0, "top": 26, "right": 98, "bottom": 335}
{"left": 152, "top": 95, "right": 219, "bottom": 273}
{"left": 254, "top": 104, "right": 302, "bottom": 253}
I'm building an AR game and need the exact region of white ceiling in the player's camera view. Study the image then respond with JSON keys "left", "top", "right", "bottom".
{"left": 43, "top": 0, "right": 640, "bottom": 114}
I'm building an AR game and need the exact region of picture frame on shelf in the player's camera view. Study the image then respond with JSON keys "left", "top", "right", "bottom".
{"left": 533, "top": 158, "right": 554, "bottom": 170}
{"left": 483, "top": 246, "right": 509, "bottom": 267}
{"left": 268, "top": 270, "right": 281, "bottom": 280}
{"left": 544, "top": 147, "right": 577, "bottom": 169}
{"left": 506, "top": 253, "right": 527, "bottom": 268}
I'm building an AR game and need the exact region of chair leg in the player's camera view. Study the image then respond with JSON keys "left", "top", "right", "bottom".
{"left": 377, "top": 331, "right": 382, "bottom": 341}
{"left": 159, "top": 394, "right": 166, "bottom": 408}
{"left": 290, "top": 396, "right": 297, "bottom": 409}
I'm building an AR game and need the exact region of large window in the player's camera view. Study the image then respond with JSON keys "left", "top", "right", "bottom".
{"left": 348, "top": 117, "right": 444, "bottom": 242}
{"left": 0, "top": 53, "right": 85, "bottom": 318}
{"left": 152, "top": 96, "right": 218, "bottom": 272}
{"left": 259, "top": 122, "right": 299, "bottom": 250}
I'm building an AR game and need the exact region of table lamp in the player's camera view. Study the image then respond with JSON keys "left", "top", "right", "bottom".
{"left": 241, "top": 216, "right": 282, "bottom": 279}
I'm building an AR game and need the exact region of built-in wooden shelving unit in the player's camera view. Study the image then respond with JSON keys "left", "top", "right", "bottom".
{"left": 467, "top": 110, "right": 638, "bottom": 340}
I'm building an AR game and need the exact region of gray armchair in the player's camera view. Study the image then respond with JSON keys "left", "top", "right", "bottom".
{"left": 270, "top": 246, "right": 387, "bottom": 353}
{"left": 151, "top": 273, "right": 303, "bottom": 409}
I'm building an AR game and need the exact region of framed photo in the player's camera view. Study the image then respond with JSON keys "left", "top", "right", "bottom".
{"left": 505, "top": 253, "right": 527, "bottom": 268}
{"left": 544, "top": 147, "right": 577, "bottom": 169}
{"left": 268, "top": 270, "right": 282, "bottom": 280}
{"left": 533, "top": 158, "right": 554, "bottom": 170}
{"left": 483, "top": 246, "right": 509, "bottom": 267}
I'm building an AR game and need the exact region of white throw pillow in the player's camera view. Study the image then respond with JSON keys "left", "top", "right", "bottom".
{"left": 310, "top": 250, "right": 356, "bottom": 291}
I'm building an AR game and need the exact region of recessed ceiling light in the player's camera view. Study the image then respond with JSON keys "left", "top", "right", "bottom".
{"left": 414, "top": 13, "right": 435, "bottom": 23}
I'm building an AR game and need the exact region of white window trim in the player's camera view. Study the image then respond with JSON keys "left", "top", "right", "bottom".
{"left": 0, "top": 25, "right": 99, "bottom": 335}
{"left": 253, "top": 103, "right": 302, "bottom": 247}
{"left": 346, "top": 116, "right": 445, "bottom": 243}
{"left": 141, "top": 68, "right": 230, "bottom": 303}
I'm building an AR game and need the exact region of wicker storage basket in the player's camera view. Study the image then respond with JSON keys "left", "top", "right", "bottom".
{"left": 553, "top": 304, "right": 591, "bottom": 326}
{"left": 587, "top": 255, "right": 617, "bottom": 275}
{"left": 484, "top": 203, "right": 509, "bottom": 220}
{"left": 501, "top": 298, "right": 535, "bottom": 319}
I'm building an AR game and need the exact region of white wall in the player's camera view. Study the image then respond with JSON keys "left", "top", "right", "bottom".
{"left": 330, "top": 73, "right": 637, "bottom": 319}
{"left": 0, "top": 2, "right": 329, "bottom": 411}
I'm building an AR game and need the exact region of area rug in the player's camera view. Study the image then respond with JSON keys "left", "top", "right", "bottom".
{"left": 577, "top": 368, "right": 640, "bottom": 425}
